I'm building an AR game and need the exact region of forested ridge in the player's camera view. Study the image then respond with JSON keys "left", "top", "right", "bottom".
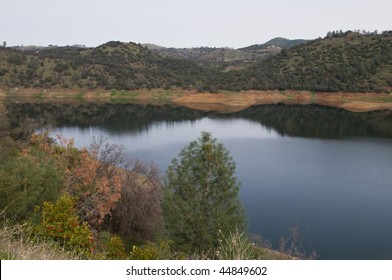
{"left": 0, "top": 31, "right": 391, "bottom": 93}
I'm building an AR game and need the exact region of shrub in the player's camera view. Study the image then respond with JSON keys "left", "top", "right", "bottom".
{"left": 106, "top": 236, "right": 126, "bottom": 260}
{"left": 34, "top": 194, "right": 94, "bottom": 255}
{"left": 67, "top": 138, "right": 124, "bottom": 229}
{"left": 129, "top": 240, "right": 173, "bottom": 260}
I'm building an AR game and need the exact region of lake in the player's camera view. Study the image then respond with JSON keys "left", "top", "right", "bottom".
{"left": 8, "top": 102, "right": 392, "bottom": 259}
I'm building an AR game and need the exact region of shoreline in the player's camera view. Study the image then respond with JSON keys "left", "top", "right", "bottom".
{"left": 1, "top": 88, "right": 392, "bottom": 113}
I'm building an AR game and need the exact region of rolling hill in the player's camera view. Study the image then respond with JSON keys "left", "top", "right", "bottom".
{"left": 0, "top": 31, "right": 391, "bottom": 93}
{"left": 240, "top": 37, "right": 310, "bottom": 52}
{"left": 0, "top": 41, "right": 219, "bottom": 91}
{"left": 219, "top": 31, "right": 392, "bottom": 92}
{"left": 143, "top": 37, "right": 300, "bottom": 64}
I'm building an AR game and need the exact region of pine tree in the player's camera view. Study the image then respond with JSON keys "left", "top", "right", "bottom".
{"left": 163, "top": 132, "right": 246, "bottom": 254}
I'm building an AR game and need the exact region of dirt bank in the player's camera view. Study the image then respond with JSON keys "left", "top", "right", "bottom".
{"left": 2, "top": 88, "right": 391, "bottom": 113}
{"left": 0, "top": 89, "right": 6, "bottom": 99}
{"left": 173, "top": 90, "right": 392, "bottom": 112}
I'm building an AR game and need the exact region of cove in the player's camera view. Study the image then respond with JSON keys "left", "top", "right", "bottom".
{"left": 8, "top": 102, "right": 392, "bottom": 259}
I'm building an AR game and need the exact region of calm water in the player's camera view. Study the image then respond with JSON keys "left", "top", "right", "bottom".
{"left": 9, "top": 102, "right": 392, "bottom": 259}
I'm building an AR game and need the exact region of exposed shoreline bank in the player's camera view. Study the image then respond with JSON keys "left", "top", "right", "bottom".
{"left": 1, "top": 88, "right": 392, "bottom": 113}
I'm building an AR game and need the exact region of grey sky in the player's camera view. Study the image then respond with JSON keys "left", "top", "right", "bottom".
{"left": 2, "top": 0, "right": 391, "bottom": 48}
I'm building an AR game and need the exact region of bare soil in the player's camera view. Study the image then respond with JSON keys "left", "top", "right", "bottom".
{"left": 174, "top": 90, "right": 392, "bottom": 112}
{"left": 2, "top": 88, "right": 391, "bottom": 113}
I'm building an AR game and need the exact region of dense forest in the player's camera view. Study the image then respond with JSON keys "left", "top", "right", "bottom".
{"left": 0, "top": 31, "right": 391, "bottom": 93}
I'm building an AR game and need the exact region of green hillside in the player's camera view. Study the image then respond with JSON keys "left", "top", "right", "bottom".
{"left": 0, "top": 41, "right": 218, "bottom": 91}
{"left": 221, "top": 31, "right": 392, "bottom": 92}
{"left": 1, "top": 31, "right": 391, "bottom": 93}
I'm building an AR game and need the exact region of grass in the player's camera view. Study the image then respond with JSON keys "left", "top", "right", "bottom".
{"left": 0, "top": 219, "right": 296, "bottom": 260}
{"left": 0, "top": 223, "right": 81, "bottom": 260}
{"left": 37, "top": 90, "right": 45, "bottom": 99}
{"left": 110, "top": 90, "right": 140, "bottom": 100}
{"left": 152, "top": 90, "right": 175, "bottom": 103}
{"left": 370, "top": 96, "right": 392, "bottom": 103}
{"left": 75, "top": 91, "right": 84, "bottom": 100}
{"left": 215, "top": 229, "right": 257, "bottom": 260}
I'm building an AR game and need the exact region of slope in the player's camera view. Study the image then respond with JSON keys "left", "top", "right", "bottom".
{"left": 221, "top": 32, "right": 392, "bottom": 92}
{"left": 0, "top": 41, "right": 218, "bottom": 91}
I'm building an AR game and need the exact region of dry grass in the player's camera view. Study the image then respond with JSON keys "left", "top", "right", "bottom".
{"left": 215, "top": 229, "right": 256, "bottom": 260}
{"left": 0, "top": 222, "right": 81, "bottom": 260}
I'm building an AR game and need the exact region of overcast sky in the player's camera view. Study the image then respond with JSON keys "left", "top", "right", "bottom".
{"left": 2, "top": 0, "right": 391, "bottom": 48}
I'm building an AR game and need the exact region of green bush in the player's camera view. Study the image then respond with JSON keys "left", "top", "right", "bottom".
{"left": 106, "top": 236, "right": 126, "bottom": 260}
{"left": 129, "top": 241, "right": 173, "bottom": 260}
{"left": 34, "top": 194, "right": 94, "bottom": 255}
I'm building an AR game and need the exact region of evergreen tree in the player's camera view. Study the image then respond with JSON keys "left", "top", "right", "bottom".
{"left": 163, "top": 132, "right": 246, "bottom": 253}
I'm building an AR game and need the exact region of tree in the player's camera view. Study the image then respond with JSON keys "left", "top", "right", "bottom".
{"left": 66, "top": 139, "right": 123, "bottom": 229}
{"left": 0, "top": 150, "right": 65, "bottom": 221}
{"left": 111, "top": 160, "right": 163, "bottom": 240}
{"left": 163, "top": 132, "right": 246, "bottom": 254}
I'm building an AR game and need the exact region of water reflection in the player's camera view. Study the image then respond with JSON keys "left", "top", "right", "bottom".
{"left": 7, "top": 102, "right": 392, "bottom": 138}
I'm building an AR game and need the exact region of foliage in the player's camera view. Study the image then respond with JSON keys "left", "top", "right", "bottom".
{"left": 105, "top": 236, "right": 126, "bottom": 260}
{"left": 163, "top": 132, "right": 246, "bottom": 254}
{"left": 0, "top": 148, "right": 65, "bottom": 221}
{"left": 64, "top": 135, "right": 164, "bottom": 239}
{"left": 221, "top": 32, "right": 392, "bottom": 92}
{"left": 34, "top": 194, "right": 94, "bottom": 255}
{"left": 67, "top": 145, "right": 122, "bottom": 229}
{"left": 129, "top": 240, "right": 173, "bottom": 260}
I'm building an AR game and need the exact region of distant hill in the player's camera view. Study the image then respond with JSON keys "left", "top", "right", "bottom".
{"left": 240, "top": 37, "right": 310, "bottom": 52}
{"left": 143, "top": 37, "right": 309, "bottom": 64}
{"left": 143, "top": 37, "right": 309, "bottom": 65}
{"left": 0, "top": 32, "right": 391, "bottom": 93}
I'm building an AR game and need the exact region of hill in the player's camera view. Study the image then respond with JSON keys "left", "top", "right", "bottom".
{"left": 143, "top": 46, "right": 279, "bottom": 68}
{"left": 0, "top": 41, "right": 219, "bottom": 91}
{"left": 0, "top": 31, "right": 391, "bottom": 93}
{"left": 144, "top": 37, "right": 307, "bottom": 64}
{"left": 240, "top": 37, "right": 310, "bottom": 52}
{"left": 220, "top": 31, "right": 392, "bottom": 92}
